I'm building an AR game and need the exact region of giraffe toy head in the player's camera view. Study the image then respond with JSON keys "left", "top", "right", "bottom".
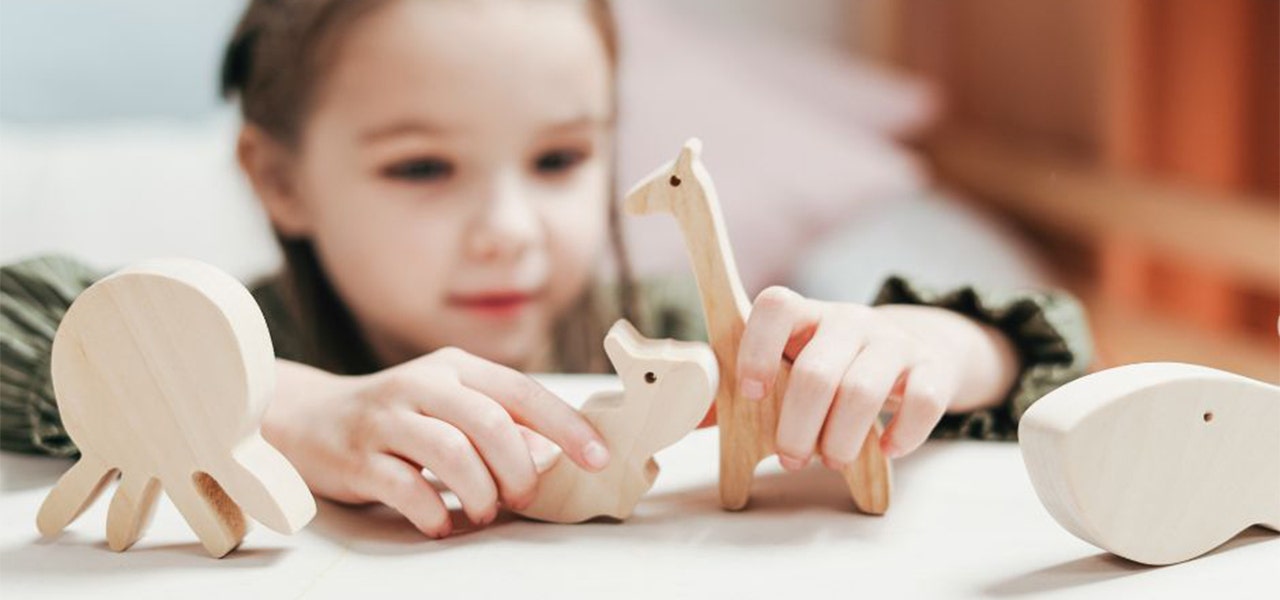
{"left": 624, "top": 138, "right": 714, "bottom": 216}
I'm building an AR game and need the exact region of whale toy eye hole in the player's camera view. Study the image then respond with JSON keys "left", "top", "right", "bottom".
{"left": 669, "top": 175, "right": 681, "bottom": 187}
{"left": 644, "top": 371, "right": 657, "bottom": 384}
{"left": 1202, "top": 411, "right": 1214, "bottom": 423}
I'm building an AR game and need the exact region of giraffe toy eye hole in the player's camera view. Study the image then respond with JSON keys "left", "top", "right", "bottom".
{"left": 669, "top": 175, "right": 681, "bottom": 187}
{"left": 644, "top": 371, "right": 657, "bottom": 384}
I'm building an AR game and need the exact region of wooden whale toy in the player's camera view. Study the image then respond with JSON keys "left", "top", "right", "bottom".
{"left": 1019, "top": 362, "right": 1280, "bottom": 565}
{"left": 36, "top": 258, "right": 316, "bottom": 557}
{"left": 515, "top": 319, "right": 717, "bottom": 523}
{"left": 624, "top": 138, "right": 892, "bottom": 514}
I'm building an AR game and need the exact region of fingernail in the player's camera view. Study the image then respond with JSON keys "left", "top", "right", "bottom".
{"left": 778, "top": 454, "right": 806, "bottom": 471}
{"left": 533, "top": 449, "right": 561, "bottom": 474}
{"left": 740, "top": 378, "right": 765, "bottom": 401}
{"left": 528, "top": 436, "right": 562, "bottom": 473}
{"left": 881, "top": 439, "right": 900, "bottom": 459}
{"left": 583, "top": 441, "right": 610, "bottom": 470}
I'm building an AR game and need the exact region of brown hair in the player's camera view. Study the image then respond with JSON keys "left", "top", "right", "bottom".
{"left": 220, "top": 0, "right": 636, "bottom": 374}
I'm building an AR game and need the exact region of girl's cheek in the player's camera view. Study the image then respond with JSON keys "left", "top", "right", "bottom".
{"left": 548, "top": 167, "right": 610, "bottom": 254}
{"left": 306, "top": 174, "right": 461, "bottom": 290}
{"left": 540, "top": 171, "right": 610, "bottom": 310}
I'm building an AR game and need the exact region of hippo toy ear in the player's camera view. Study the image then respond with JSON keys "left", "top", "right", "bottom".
{"left": 602, "top": 319, "right": 646, "bottom": 376}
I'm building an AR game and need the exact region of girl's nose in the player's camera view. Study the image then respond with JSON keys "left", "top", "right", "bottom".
{"left": 464, "top": 174, "right": 541, "bottom": 262}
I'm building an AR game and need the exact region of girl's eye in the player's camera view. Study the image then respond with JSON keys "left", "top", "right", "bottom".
{"left": 382, "top": 158, "right": 454, "bottom": 182}
{"left": 533, "top": 149, "right": 587, "bottom": 175}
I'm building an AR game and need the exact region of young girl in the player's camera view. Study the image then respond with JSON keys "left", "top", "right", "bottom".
{"left": 1, "top": 0, "right": 1090, "bottom": 538}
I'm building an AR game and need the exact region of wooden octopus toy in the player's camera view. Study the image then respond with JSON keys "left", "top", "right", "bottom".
{"left": 515, "top": 320, "right": 717, "bottom": 523}
{"left": 624, "top": 139, "right": 892, "bottom": 514}
{"left": 36, "top": 258, "right": 316, "bottom": 557}
{"left": 1020, "top": 362, "right": 1279, "bottom": 565}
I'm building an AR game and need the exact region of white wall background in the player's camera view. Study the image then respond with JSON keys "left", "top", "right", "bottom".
{"left": 652, "top": 0, "right": 852, "bottom": 48}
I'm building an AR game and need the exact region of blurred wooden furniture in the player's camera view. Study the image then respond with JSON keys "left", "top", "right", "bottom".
{"left": 855, "top": 0, "right": 1279, "bottom": 382}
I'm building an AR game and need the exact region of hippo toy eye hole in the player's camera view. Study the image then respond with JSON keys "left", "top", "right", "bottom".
{"left": 669, "top": 174, "right": 681, "bottom": 187}
{"left": 644, "top": 371, "right": 657, "bottom": 384}
{"left": 1203, "top": 411, "right": 1214, "bottom": 423}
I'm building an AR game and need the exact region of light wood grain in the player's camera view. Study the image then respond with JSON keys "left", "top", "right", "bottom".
{"left": 36, "top": 258, "right": 316, "bottom": 557}
{"left": 625, "top": 139, "right": 892, "bottom": 514}
{"left": 515, "top": 320, "right": 717, "bottom": 523}
{"left": 1019, "top": 362, "right": 1280, "bottom": 565}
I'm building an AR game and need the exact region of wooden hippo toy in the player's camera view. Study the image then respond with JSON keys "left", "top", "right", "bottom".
{"left": 515, "top": 319, "right": 717, "bottom": 523}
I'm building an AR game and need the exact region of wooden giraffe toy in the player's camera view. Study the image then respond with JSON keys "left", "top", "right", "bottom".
{"left": 1020, "top": 362, "right": 1280, "bottom": 565}
{"left": 36, "top": 258, "right": 316, "bottom": 557}
{"left": 515, "top": 320, "right": 717, "bottom": 523}
{"left": 624, "top": 139, "right": 892, "bottom": 514}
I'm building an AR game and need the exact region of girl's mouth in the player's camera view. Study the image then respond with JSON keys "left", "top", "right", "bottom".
{"left": 447, "top": 291, "right": 537, "bottom": 319}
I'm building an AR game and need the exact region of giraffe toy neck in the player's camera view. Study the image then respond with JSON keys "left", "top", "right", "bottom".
{"left": 669, "top": 168, "right": 752, "bottom": 347}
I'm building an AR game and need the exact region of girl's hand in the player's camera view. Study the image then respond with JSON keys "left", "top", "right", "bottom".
{"left": 265, "top": 349, "right": 610, "bottom": 538}
{"left": 736, "top": 287, "right": 984, "bottom": 468}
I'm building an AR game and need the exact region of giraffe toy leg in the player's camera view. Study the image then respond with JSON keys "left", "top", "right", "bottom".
{"left": 719, "top": 433, "right": 762, "bottom": 511}
{"left": 841, "top": 422, "right": 892, "bottom": 515}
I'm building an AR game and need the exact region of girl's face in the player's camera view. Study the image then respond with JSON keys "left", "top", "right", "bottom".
{"left": 262, "top": 0, "right": 613, "bottom": 369}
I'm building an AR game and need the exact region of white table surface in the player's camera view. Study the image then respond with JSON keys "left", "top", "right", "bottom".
{"left": 1, "top": 375, "right": 1275, "bottom": 599}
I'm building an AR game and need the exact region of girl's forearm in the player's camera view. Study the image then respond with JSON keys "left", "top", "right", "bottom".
{"left": 874, "top": 304, "right": 1020, "bottom": 413}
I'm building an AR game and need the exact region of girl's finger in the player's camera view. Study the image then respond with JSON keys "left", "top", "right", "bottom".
{"left": 385, "top": 415, "right": 500, "bottom": 526}
{"left": 443, "top": 348, "right": 611, "bottom": 473}
{"left": 880, "top": 361, "right": 954, "bottom": 459}
{"left": 737, "top": 286, "right": 821, "bottom": 403}
{"left": 775, "top": 316, "right": 862, "bottom": 468}
{"left": 820, "top": 344, "right": 904, "bottom": 467}
{"left": 365, "top": 454, "right": 452, "bottom": 538}
{"left": 414, "top": 382, "right": 539, "bottom": 510}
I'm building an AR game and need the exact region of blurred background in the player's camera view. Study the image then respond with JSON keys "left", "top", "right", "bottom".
{"left": 0, "top": 0, "right": 1276, "bottom": 382}
{"left": 884, "top": 0, "right": 1279, "bottom": 383}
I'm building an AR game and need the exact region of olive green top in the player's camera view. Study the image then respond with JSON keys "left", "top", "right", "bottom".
{"left": 1, "top": 254, "right": 1092, "bottom": 457}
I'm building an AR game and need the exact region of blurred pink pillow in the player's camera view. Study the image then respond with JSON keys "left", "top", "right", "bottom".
{"left": 615, "top": 1, "right": 936, "bottom": 292}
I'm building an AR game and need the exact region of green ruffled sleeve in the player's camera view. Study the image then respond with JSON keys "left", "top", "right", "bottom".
{"left": 1, "top": 255, "right": 103, "bottom": 457}
{"left": 872, "top": 275, "right": 1094, "bottom": 441}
